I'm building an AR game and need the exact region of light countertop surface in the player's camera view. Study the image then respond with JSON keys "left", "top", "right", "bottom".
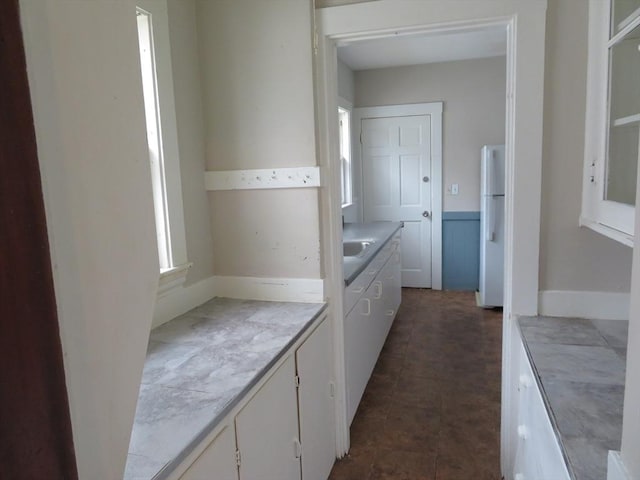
{"left": 519, "top": 316, "right": 628, "bottom": 480}
{"left": 124, "top": 297, "right": 327, "bottom": 480}
{"left": 343, "top": 221, "right": 403, "bottom": 286}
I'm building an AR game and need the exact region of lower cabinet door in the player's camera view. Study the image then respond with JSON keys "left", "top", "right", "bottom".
{"left": 180, "top": 426, "right": 238, "bottom": 480}
{"left": 296, "top": 318, "right": 336, "bottom": 480}
{"left": 514, "top": 339, "right": 571, "bottom": 480}
{"left": 380, "top": 250, "right": 401, "bottom": 338}
{"left": 345, "top": 295, "right": 374, "bottom": 424}
{"left": 235, "top": 356, "right": 301, "bottom": 480}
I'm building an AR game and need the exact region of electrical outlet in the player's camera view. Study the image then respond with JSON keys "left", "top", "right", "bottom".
{"left": 451, "top": 184, "right": 459, "bottom": 195}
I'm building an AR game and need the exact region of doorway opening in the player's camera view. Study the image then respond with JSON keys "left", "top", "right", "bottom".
{"left": 336, "top": 26, "right": 507, "bottom": 294}
{"left": 314, "top": 7, "right": 548, "bottom": 477}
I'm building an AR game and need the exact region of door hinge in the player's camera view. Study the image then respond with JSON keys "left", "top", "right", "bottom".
{"left": 329, "top": 381, "right": 335, "bottom": 398}
{"left": 359, "top": 130, "right": 362, "bottom": 144}
{"left": 294, "top": 438, "right": 302, "bottom": 459}
{"left": 235, "top": 449, "right": 241, "bottom": 467}
{"left": 294, "top": 375, "right": 300, "bottom": 388}
{"left": 589, "top": 158, "right": 597, "bottom": 183}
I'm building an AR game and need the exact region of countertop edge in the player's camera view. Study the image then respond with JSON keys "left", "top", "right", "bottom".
{"left": 516, "top": 319, "right": 578, "bottom": 480}
{"left": 151, "top": 302, "right": 328, "bottom": 480}
{"left": 343, "top": 222, "right": 403, "bottom": 286}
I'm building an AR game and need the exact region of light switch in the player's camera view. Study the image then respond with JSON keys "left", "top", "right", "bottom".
{"left": 451, "top": 184, "right": 459, "bottom": 195}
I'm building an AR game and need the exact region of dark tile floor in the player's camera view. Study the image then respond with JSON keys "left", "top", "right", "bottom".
{"left": 329, "top": 289, "right": 503, "bottom": 480}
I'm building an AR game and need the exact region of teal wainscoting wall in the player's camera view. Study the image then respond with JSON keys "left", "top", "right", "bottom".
{"left": 442, "top": 211, "right": 480, "bottom": 291}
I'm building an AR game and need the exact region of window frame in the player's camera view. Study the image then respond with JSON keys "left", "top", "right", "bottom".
{"left": 582, "top": 0, "right": 639, "bottom": 246}
{"left": 338, "top": 100, "right": 353, "bottom": 208}
{"left": 136, "top": 0, "right": 191, "bottom": 295}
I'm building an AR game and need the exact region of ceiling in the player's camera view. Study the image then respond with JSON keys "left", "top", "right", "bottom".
{"left": 337, "top": 27, "right": 507, "bottom": 71}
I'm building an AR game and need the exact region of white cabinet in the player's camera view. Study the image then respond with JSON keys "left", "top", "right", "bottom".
{"left": 513, "top": 338, "right": 570, "bottom": 480}
{"left": 296, "top": 318, "right": 335, "bottom": 480}
{"left": 236, "top": 356, "right": 301, "bottom": 480}
{"left": 380, "top": 249, "right": 401, "bottom": 339}
{"left": 582, "top": 0, "right": 640, "bottom": 246}
{"left": 177, "top": 315, "right": 334, "bottom": 480}
{"left": 345, "top": 285, "right": 377, "bottom": 423}
{"left": 344, "top": 233, "right": 401, "bottom": 424}
{"left": 180, "top": 426, "right": 238, "bottom": 480}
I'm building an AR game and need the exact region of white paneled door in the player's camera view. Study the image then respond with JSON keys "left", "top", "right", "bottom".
{"left": 362, "top": 115, "right": 432, "bottom": 288}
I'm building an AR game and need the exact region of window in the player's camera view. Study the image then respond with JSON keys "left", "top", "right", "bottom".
{"left": 136, "top": 1, "right": 190, "bottom": 294}
{"left": 338, "top": 106, "right": 352, "bottom": 207}
{"left": 137, "top": 9, "right": 172, "bottom": 270}
{"left": 582, "top": 0, "right": 640, "bottom": 245}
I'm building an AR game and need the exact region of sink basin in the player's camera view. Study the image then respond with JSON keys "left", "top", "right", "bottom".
{"left": 343, "top": 240, "right": 374, "bottom": 257}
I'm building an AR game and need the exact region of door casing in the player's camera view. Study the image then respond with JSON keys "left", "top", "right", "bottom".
{"left": 314, "top": 2, "right": 548, "bottom": 474}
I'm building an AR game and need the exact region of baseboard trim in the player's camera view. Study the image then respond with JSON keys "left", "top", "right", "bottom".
{"left": 152, "top": 276, "right": 217, "bottom": 328}
{"left": 212, "top": 276, "right": 324, "bottom": 303}
{"left": 538, "top": 290, "right": 629, "bottom": 320}
{"left": 608, "top": 451, "right": 630, "bottom": 480}
{"left": 152, "top": 275, "right": 325, "bottom": 329}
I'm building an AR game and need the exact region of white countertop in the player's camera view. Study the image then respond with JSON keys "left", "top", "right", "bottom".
{"left": 342, "top": 222, "right": 403, "bottom": 285}
{"left": 124, "top": 297, "right": 327, "bottom": 480}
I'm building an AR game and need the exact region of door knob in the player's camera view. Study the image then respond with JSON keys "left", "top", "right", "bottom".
{"left": 422, "top": 211, "right": 430, "bottom": 218}
{"left": 422, "top": 176, "right": 429, "bottom": 182}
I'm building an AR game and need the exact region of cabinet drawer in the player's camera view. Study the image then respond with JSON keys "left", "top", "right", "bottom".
{"left": 344, "top": 236, "right": 399, "bottom": 315}
{"left": 344, "top": 271, "right": 374, "bottom": 315}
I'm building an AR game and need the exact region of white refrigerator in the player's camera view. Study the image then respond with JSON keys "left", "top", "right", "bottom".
{"left": 479, "top": 145, "right": 505, "bottom": 307}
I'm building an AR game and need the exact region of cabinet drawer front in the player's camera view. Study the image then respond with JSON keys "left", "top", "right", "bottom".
{"left": 344, "top": 272, "right": 372, "bottom": 315}
{"left": 344, "top": 235, "right": 400, "bottom": 315}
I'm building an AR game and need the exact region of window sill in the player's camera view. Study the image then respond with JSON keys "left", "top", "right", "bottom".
{"left": 158, "top": 262, "right": 193, "bottom": 297}
{"left": 579, "top": 216, "right": 634, "bottom": 247}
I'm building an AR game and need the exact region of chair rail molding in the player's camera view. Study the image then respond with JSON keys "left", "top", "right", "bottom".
{"left": 204, "top": 166, "right": 321, "bottom": 191}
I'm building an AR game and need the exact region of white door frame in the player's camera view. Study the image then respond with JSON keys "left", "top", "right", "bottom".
{"left": 353, "top": 103, "right": 443, "bottom": 290}
{"left": 314, "top": 1, "right": 547, "bottom": 474}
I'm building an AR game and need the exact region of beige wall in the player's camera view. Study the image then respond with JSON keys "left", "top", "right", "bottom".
{"left": 337, "top": 59, "right": 355, "bottom": 104}
{"left": 197, "top": 0, "right": 316, "bottom": 171}
{"left": 622, "top": 154, "right": 640, "bottom": 475}
{"left": 317, "top": 0, "right": 378, "bottom": 7}
{"left": 19, "top": 1, "right": 159, "bottom": 478}
{"left": 167, "top": 0, "right": 214, "bottom": 285}
{"left": 539, "top": 0, "right": 632, "bottom": 293}
{"left": 196, "top": 0, "right": 322, "bottom": 279}
{"left": 354, "top": 56, "right": 506, "bottom": 212}
{"left": 210, "top": 189, "right": 321, "bottom": 278}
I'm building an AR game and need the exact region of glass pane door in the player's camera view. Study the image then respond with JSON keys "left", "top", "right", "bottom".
{"left": 606, "top": 23, "right": 640, "bottom": 205}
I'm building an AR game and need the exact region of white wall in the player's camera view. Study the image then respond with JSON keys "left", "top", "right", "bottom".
{"left": 353, "top": 56, "right": 506, "bottom": 213}
{"left": 621, "top": 166, "right": 640, "bottom": 476}
{"left": 19, "top": 1, "right": 159, "bottom": 478}
{"left": 196, "top": 0, "right": 322, "bottom": 280}
{"left": 167, "top": 0, "right": 214, "bottom": 286}
{"left": 337, "top": 59, "right": 359, "bottom": 223}
{"left": 337, "top": 59, "right": 355, "bottom": 104}
{"left": 539, "top": 0, "right": 632, "bottom": 294}
{"left": 317, "top": 0, "right": 379, "bottom": 7}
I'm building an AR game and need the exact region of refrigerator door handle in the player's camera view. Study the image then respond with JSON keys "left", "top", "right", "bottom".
{"left": 492, "top": 196, "right": 499, "bottom": 242}
{"left": 485, "top": 148, "right": 492, "bottom": 196}
{"left": 485, "top": 196, "right": 494, "bottom": 242}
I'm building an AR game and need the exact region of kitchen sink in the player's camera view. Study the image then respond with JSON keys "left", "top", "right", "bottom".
{"left": 343, "top": 240, "right": 375, "bottom": 257}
